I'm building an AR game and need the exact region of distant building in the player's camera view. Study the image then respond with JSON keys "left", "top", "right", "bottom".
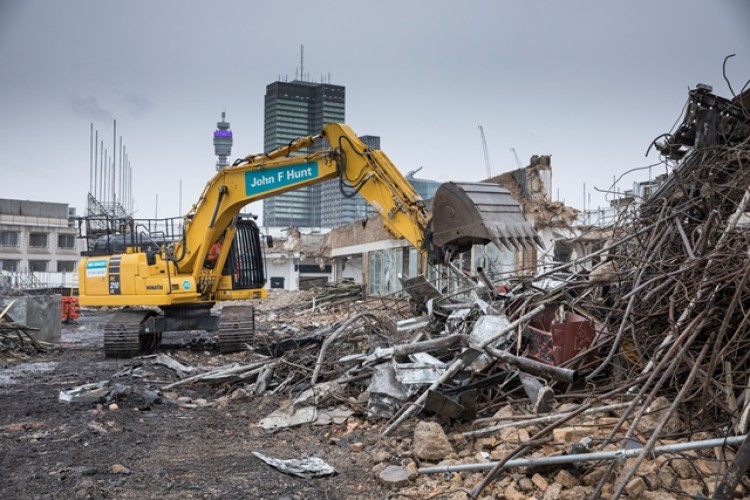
{"left": 577, "top": 174, "right": 668, "bottom": 227}
{"left": 262, "top": 80, "right": 345, "bottom": 228}
{"left": 407, "top": 175, "right": 441, "bottom": 202}
{"left": 213, "top": 111, "right": 233, "bottom": 170}
{"left": 0, "top": 199, "right": 84, "bottom": 289}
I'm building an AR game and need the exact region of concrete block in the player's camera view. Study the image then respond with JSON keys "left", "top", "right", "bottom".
{"left": 624, "top": 477, "right": 647, "bottom": 497}
{"left": 1, "top": 295, "right": 61, "bottom": 343}
{"left": 531, "top": 473, "right": 549, "bottom": 491}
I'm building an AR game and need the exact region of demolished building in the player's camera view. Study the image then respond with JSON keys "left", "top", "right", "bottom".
{"left": 317, "top": 154, "right": 582, "bottom": 297}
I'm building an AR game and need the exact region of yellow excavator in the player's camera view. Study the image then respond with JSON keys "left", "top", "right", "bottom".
{"left": 77, "top": 123, "right": 541, "bottom": 357}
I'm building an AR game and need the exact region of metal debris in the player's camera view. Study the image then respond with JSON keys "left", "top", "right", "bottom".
{"left": 258, "top": 381, "right": 351, "bottom": 430}
{"left": 58, "top": 381, "right": 129, "bottom": 404}
{"left": 251, "top": 451, "right": 336, "bottom": 478}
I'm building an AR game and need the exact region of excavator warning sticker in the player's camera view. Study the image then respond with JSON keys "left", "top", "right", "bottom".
{"left": 245, "top": 162, "right": 319, "bottom": 196}
{"left": 85, "top": 260, "right": 107, "bottom": 278}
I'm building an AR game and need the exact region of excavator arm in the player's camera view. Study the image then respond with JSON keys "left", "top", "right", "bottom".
{"left": 174, "top": 123, "right": 433, "bottom": 279}
{"left": 175, "top": 122, "right": 540, "bottom": 288}
{"left": 78, "top": 122, "right": 541, "bottom": 357}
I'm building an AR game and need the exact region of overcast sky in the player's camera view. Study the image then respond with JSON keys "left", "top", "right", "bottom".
{"left": 1, "top": 0, "right": 748, "bottom": 224}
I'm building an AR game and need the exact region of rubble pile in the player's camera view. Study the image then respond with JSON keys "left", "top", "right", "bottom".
{"left": 587, "top": 86, "right": 750, "bottom": 431}
{"left": 472, "top": 84, "right": 750, "bottom": 498}
{"left": 229, "top": 85, "right": 750, "bottom": 498}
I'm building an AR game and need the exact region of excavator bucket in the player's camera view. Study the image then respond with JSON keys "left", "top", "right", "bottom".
{"left": 429, "top": 182, "right": 542, "bottom": 260}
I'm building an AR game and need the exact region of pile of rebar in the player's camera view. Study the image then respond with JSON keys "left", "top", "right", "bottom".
{"left": 585, "top": 86, "right": 750, "bottom": 427}
{"left": 506, "top": 85, "right": 750, "bottom": 498}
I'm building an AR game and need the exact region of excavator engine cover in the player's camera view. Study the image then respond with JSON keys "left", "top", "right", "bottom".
{"left": 429, "top": 182, "right": 541, "bottom": 260}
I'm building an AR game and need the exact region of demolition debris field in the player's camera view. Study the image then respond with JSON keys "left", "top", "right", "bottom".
{"left": 0, "top": 293, "right": 391, "bottom": 500}
{"left": 1, "top": 283, "right": 748, "bottom": 500}
{"left": 2, "top": 85, "right": 750, "bottom": 500}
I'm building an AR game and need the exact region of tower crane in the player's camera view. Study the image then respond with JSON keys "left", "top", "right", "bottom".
{"left": 478, "top": 125, "right": 492, "bottom": 178}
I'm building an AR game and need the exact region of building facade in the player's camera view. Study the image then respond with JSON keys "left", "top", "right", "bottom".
{"left": 0, "top": 199, "right": 84, "bottom": 289}
{"left": 262, "top": 80, "right": 345, "bottom": 228}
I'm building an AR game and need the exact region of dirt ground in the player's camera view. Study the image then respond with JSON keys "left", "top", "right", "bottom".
{"left": 0, "top": 293, "right": 394, "bottom": 500}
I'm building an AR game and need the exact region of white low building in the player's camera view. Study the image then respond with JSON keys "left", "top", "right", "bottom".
{"left": 0, "top": 198, "right": 84, "bottom": 290}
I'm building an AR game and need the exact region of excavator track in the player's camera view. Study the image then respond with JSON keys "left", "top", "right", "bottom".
{"left": 217, "top": 305, "right": 255, "bottom": 353}
{"left": 103, "top": 310, "right": 155, "bottom": 358}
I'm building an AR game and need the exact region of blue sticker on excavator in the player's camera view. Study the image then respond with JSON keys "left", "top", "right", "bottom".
{"left": 245, "top": 162, "right": 319, "bottom": 196}
{"left": 86, "top": 259, "right": 107, "bottom": 278}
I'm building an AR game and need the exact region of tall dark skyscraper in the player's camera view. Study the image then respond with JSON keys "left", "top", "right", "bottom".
{"left": 262, "top": 80, "right": 345, "bottom": 228}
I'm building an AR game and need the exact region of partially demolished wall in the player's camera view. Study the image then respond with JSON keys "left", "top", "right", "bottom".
{"left": 487, "top": 156, "right": 578, "bottom": 229}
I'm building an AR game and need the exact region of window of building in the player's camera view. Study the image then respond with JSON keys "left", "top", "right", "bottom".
{"left": 0, "top": 260, "right": 19, "bottom": 272}
{"left": 297, "top": 264, "right": 332, "bottom": 273}
{"left": 475, "top": 244, "right": 517, "bottom": 281}
{"left": 57, "top": 261, "right": 76, "bottom": 273}
{"left": 368, "top": 251, "right": 383, "bottom": 296}
{"left": 368, "top": 248, "right": 403, "bottom": 297}
{"left": 553, "top": 242, "right": 574, "bottom": 264}
{"left": 29, "top": 233, "right": 49, "bottom": 248}
{"left": 29, "top": 260, "right": 48, "bottom": 272}
{"left": 58, "top": 234, "right": 76, "bottom": 249}
{"left": 0, "top": 231, "right": 19, "bottom": 247}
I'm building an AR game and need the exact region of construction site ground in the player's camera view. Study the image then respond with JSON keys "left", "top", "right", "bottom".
{"left": 2, "top": 288, "right": 747, "bottom": 500}
{"left": 0, "top": 293, "right": 392, "bottom": 500}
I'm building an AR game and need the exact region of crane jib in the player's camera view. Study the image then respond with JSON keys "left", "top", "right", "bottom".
{"left": 245, "top": 161, "right": 319, "bottom": 196}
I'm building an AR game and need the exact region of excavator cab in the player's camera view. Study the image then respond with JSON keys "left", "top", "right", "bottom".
{"left": 220, "top": 217, "right": 266, "bottom": 290}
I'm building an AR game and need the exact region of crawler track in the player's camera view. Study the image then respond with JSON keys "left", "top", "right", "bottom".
{"left": 103, "top": 310, "right": 155, "bottom": 358}
{"left": 217, "top": 305, "right": 255, "bottom": 353}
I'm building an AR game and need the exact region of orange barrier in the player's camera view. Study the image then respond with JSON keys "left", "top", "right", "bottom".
{"left": 61, "top": 296, "right": 80, "bottom": 322}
